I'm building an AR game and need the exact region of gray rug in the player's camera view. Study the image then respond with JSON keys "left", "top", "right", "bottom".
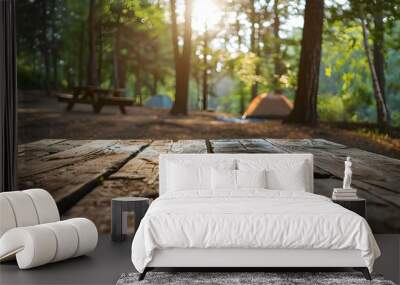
{"left": 116, "top": 272, "right": 396, "bottom": 285}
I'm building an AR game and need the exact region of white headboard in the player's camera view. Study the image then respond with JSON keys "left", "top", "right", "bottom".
{"left": 159, "top": 153, "right": 314, "bottom": 195}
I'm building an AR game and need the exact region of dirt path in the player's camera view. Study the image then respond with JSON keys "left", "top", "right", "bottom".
{"left": 18, "top": 91, "right": 400, "bottom": 159}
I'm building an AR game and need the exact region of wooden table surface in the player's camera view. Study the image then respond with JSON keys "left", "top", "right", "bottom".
{"left": 17, "top": 138, "right": 400, "bottom": 234}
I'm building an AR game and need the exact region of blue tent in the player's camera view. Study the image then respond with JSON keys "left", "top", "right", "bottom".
{"left": 145, "top": 94, "right": 173, "bottom": 109}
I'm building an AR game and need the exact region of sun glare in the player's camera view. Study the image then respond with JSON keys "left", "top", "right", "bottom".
{"left": 192, "top": 0, "right": 222, "bottom": 33}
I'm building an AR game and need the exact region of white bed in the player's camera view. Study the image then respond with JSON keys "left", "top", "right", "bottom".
{"left": 131, "top": 154, "right": 380, "bottom": 280}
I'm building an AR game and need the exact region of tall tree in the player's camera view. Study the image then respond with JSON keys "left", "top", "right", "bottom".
{"left": 170, "top": 0, "right": 192, "bottom": 115}
{"left": 285, "top": 0, "right": 324, "bottom": 125}
{"left": 360, "top": 15, "right": 390, "bottom": 133}
{"left": 77, "top": 21, "right": 85, "bottom": 87}
{"left": 249, "top": 0, "right": 258, "bottom": 99}
{"left": 234, "top": 8, "right": 246, "bottom": 114}
{"left": 370, "top": 2, "right": 390, "bottom": 133}
{"left": 50, "top": 0, "right": 58, "bottom": 90}
{"left": 97, "top": 23, "right": 103, "bottom": 85}
{"left": 40, "top": 0, "right": 51, "bottom": 94}
{"left": 202, "top": 26, "right": 209, "bottom": 111}
{"left": 373, "top": 6, "right": 385, "bottom": 101}
{"left": 272, "top": 0, "right": 285, "bottom": 94}
{"left": 329, "top": 0, "right": 397, "bottom": 133}
{"left": 87, "top": 0, "right": 98, "bottom": 86}
{"left": 112, "top": 18, "right": 123, "bottom": 89}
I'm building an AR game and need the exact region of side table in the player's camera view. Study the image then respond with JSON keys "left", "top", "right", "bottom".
{"left": 111, "top": 197, "right": 150, "bottom": 242}
{"left": 332, "top": 198, "right": 366, "bottom": 218}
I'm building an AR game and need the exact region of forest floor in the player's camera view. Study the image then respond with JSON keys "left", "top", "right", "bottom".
{"left": 18, "top": 91, "right": 400, "bottom": 159}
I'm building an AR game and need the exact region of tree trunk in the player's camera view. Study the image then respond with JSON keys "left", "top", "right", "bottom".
{"left": 113, "top": 25, "right": 120, "bottom": 89}
{"left": 373, "top": 8, "right": 386, "bottom": 101}
{"left": 117, "top": 53, "right": 126, "bottom": 90}
{"left": 250, "top": 0, "right": 257, "bottom": 99}
{"left": 361, "top": 17, "right": 391, "bottom": 133}
{"left": 235, "top": 12, "right": 242, "bottom": 51}
{"left": 196, "top": 75, "right": 201, "bottom": 109}
{"left": 236, "top": 13, "right": 245, "bottom": 114}
{"left": 272, "top": 0, "right": 284, "bottom": 94}
{"left": 52, "top": 52, "right": 58, "bottom": 90}
{"left": 151, "top": 44, "right": 160, "bottom": 96}
{"left": 179, "top": 0, "right": 192, "bottom": 113}
{"left": 97, "top": 23, "right": 103, "bottom": 85}
{"left": 170, "top": 0, "right": 179, "bottom": 68}
{"left": 170, "top": 0, "right": 192, "bottom": 115}
{"left": 239, "top": 82, "right": 245, "bottom": 115}
{"left": 50, "top": 0, "right": 58, "bottom": 90}
{"left": 43, "top": 48, "right": 51, "bottom": 95}
{"left": 202, "top": 27, "right": 208, "bottom": 111}
{"left": 87, "top": 0, "right": 98, "bottom": 87}
{"left": 285, "top": 0, "right": 324, "bottom": 125}
{"left": 253, "top": 13, "right": 261, "bottom": 97}
{"left": 134, "top": 70, "right": 142, "bottom": 105}
{"left": 41, "top": 0, "right": 51, "bottom": 95}
{"left": 78, "top": 21, "right": 85, "bottom": 87}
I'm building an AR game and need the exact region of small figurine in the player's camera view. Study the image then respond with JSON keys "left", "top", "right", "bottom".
{"left": 343, "top": 156, "right": 352, "bottom": 189}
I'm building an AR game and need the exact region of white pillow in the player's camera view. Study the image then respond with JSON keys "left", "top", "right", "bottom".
{"left": 238, "top": 159, "right": 307, "bottom": 191}
{"left": 237, "top": 169, "right": 267, "bottom": 189}
{"left": 167, "top": 162, "right": 209, "bottom": 191}
{"left": 211, "top": 169, "right": 267, "bottom": 190}
{"left": 166, "top": 159, "right": 236, "bottom": 192}
{"left": 267, "top": 165, "right": 306, "bottom": 191}
{"left": 211, "top": 168, "right": 236, "bottom": 190}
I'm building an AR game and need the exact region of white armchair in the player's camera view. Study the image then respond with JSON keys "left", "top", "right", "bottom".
{"left": 0, "top": 189, "right": 98, "bottom": 269}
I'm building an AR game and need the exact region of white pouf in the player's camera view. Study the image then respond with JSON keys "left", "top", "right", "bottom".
{"left": 0, "top": 189, "right": 98, "bottom": 269}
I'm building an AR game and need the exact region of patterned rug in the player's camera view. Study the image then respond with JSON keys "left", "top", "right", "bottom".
{"left": 116, "top": 271, "right": 396, "bottom": 285}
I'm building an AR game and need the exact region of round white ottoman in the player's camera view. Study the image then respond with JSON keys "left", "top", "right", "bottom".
{"left": 0, "top": 218, "right": 98, "bottom": 269}
{"left": 0, "top": 189, "right": 98, "bottom": 269}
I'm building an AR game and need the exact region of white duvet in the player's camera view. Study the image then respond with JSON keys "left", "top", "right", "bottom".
{"left": 131, "top": 190, "right": 380, "bottom": 273}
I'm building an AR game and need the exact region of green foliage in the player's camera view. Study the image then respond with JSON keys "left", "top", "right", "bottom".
{"left": 318, "top": 95, "right": 346, "bottom": 122}
{"left": 320, "top": 8, "right": 400, "bottom": 126}
{"left": 14, "top": 0, "right": 400, "bottom": 126}
{"left": 233, "top": 52, "right": 265, "bottom": 87}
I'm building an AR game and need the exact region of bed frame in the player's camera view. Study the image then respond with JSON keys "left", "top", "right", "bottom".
{"left": 139, "top": 248, "right": 371, "bottom": 280}
{"left": 138, "top": 154, "right": 372, "bottom": 281}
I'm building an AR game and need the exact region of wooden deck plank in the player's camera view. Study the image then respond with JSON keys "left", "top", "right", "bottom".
{"left": 315, "top": 177, "right": 400, "bottom": 233}
{"left": 19, "top": 138, "right": 398, "bottom": 234}
{"left": 18, "top": 139, "right": 67, "bottom": 153}
{"left": 210, "top": 138, "right": 331, "bottom": 177}
{"left": 63, "top": 140, "right": 174, "bottom": 232}
{"left": 110, "top": 140, "right": 171, "bottom": 180}
{"left": 18, "top": 140, "right": 150, "bottom": 213}
{"left": 210, "top": 139, "right": 281, "bottom": 153}
{"left": 18, "top": 139, "right": 67, "bottom": 159}
{"left": 266, "top": 138, "right": 400, "bottom": 207}
{"left": 18, "top": 140, "right": 93, "bottom": 162}
{"left": 63, "top": 140, "right": 208, "bottom": 233}
{"left": 266, "top": 139, "right": 400, "bottom": 192}
{"left": 238, "top": 139, "right": 283, "bottom": 153}
{"left": 209, "top": 139, "right": 247, "bottom": 153}
{"left": 18, "top": 140, "right": 120, "bottom": 178}
{"left": 170, "top": 139, "right": 208, "bottom": 154}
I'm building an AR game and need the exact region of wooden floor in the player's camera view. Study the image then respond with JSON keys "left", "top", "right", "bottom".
{"left": 17, "top": 138, "right": 400, "bottom": 234}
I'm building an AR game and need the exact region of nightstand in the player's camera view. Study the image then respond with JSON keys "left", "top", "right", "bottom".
{"left": 111, "top": 197, "right": 150, "bottom": 242}
{"left": 332, "top": 198, "right": 366, "bottom": 218}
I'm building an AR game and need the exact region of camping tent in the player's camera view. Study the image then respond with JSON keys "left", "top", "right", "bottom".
{"left": 145, "top": 94, "right": 173, "bottom": 109}
{"left": 243, "top": 93, "right": 293, "bottom": 119}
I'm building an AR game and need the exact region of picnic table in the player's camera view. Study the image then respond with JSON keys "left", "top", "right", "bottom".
{"left": 17, "top": 138, "right": 400, "bottom": 234}
{"left": 57, "top": 86, "right": 133, "bottom": 114}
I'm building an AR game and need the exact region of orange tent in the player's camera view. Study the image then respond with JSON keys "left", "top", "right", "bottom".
{"left": 243, "top": 93, "right": 293, "bottom": 119}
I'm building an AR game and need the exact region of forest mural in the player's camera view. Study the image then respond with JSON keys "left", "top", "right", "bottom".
{"left": 15, "top": 0, "right": 400, "bottom": 234}
{"left": 16, "top": 0, "right": 400, "bottom": 129}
